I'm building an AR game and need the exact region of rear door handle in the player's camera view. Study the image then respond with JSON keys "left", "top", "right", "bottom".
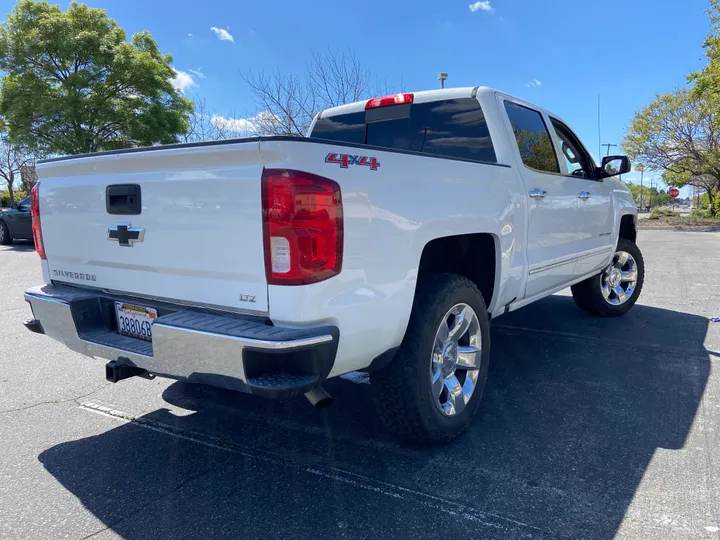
{"left": 578, "top": 191, "right": 591, "bottom": 200}
{"left": 529, "top": 189, "right": 547, "bottom": 199}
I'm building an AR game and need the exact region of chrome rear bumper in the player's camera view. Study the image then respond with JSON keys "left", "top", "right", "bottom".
{"left": 24, "top": 285, "right": 338, "bottom": 397}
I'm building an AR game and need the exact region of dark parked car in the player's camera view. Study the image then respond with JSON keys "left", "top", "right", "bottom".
{"left": 0, "top": 196, "right": 33, "bottom": 244}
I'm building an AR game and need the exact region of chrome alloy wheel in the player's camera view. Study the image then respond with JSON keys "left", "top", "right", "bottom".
{"left": 430, "top": 303, "right": 482, "bottom": 417}
{"left": 601, "top": 250, "right": 638, "bottom": 306}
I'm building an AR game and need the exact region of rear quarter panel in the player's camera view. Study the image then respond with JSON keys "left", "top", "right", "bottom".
{"left": 261, "top": 138, "right": 526, "bottom": 376}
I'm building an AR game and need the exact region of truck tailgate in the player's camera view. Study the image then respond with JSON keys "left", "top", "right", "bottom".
{"left": 37, "top": 140, "right": 269, "bottom": 313}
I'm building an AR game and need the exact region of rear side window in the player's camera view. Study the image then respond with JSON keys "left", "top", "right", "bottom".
{"left": 311, "top": 98, "right": 497, "bottom": 164}
{"left": 503, "top": 101, "right": 559, "bottom": 174}
{"left": 419, "top": 99, "right": 496, "bottom": 163}
{"left": 310, "top": 112, "right": 365, "bottom": 144}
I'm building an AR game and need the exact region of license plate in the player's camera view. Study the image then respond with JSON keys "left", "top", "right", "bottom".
{"left": 115, "top": 302, "right": 157, "bottom": 341}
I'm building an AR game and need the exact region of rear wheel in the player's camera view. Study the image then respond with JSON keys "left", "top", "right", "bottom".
{"left": 0, "top": 221, "right": 11, "bottom": 245}
{"left": 370, "top": 273, "right": 491, "bottom": 444}
{"left": 571, "top": 238, "right": 645, "bottom": 317}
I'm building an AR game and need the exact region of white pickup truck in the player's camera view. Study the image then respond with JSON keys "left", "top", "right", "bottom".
{"left": 23, "top": 87, "right": 643, "bottom": 443}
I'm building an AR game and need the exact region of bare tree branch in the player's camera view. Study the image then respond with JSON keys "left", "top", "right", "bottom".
{"left": 181, "top": 98, "right": 236, "bottom": 143}
{"left": 241, "top": 49, "right": 395, "bottom": 136}
{"left": 0, "top": 133, "right": 35, "bottom": 205}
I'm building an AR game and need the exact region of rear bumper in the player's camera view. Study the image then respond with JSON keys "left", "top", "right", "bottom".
{"left": 24, "top": 284, "right": 338, "bottom": 398}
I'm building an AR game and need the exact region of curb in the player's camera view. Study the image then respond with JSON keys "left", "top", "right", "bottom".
{"left": 638, "top": 224, "right": 720, "bottom": 232}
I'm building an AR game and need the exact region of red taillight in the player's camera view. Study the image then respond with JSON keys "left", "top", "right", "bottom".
{"left": 262, "top": 169, "right": 343, "bottom": 286}
{"left": 31, "top": 183, "right": 46, "bottom": 259}
{"left": 365, "top": 93, "right": 414, "bottom": 110}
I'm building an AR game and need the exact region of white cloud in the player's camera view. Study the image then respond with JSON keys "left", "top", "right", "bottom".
{"left": 211, "top": 115, "right": 255, "bottom": 132}
{"left": 210, "top": 26, "right": 235, "bottom": 42}
{"left": 526, "top": 78, "right": 543, "bottom": 88}
{"left": 188, "top": 68, "right": 206, "bottom": 80}
{"left": 211, "top": 111, "right": 280, "bottom": 134}
{"left": 171, "top": 69, "right": 197, "bottom": 93}
{"left": 187, "top": 33, "right": 193, "bottom": 37}
{"left": 469, "top": 1, "right": 494, "bottom": 13}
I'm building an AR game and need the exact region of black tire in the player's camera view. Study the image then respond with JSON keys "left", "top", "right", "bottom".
{"left": 370, "top": 273, "right": 491, "bottom": 444}
{"left": 571, "top": 237, "right": 645, "bottom": 317}
{"left": 0, "top": 221, "right": 11, "bottom": 245}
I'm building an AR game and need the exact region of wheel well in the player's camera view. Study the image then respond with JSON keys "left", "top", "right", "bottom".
{"left": 619, "top": 215, "right": 637, "bottom": 243}
{"left": 418, "top": 233, "right": 497, "bottom": 310}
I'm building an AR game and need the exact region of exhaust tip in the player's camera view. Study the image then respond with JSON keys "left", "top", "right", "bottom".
{"left": 305, "top": 386, "right": 333, "bottom": 409}
{"left": 23, "top": 318, "right": 44, "bottom": 334}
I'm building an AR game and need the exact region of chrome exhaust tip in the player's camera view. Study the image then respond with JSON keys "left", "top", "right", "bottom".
{"left": 304, "top": 386, "right": 333, "bottom": 409}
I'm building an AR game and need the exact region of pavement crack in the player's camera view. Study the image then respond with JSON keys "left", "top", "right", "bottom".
{"left": 78, "top": 459, "right": 229, "bottom": 540}
{"left": 0, "top": 384, "right": 111, "bottom": 416}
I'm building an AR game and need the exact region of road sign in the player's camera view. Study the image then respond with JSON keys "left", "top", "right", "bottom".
{"left": 669, "top": 187, "right": 680, "bottom": 199}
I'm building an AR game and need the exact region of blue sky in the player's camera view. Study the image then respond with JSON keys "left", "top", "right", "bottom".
{"left": 1, "top": 0, "right": 712, "bottom": 194}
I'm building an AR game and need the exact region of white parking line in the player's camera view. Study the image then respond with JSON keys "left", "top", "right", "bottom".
{"left": 79, "top": 400, "right": 546, "bottom": 537}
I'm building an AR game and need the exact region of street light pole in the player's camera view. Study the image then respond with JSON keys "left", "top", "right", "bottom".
{"left": 639, "top": 167, "right": 644, "bottom": 211}
{"left": 601, "top": 143, "right": 618, "bottom": 156}
{"left": 437, "top": 72, "right": 448, "bottom": 89}
{"left": 650, "top": 178, "right": 656, "bottom": 208}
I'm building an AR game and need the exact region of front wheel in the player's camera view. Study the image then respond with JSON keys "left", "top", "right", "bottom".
{"left": 0, "top": 221, "right": 11, "bottom": 245}
{"left": 571, "top": 238, "right": 645, "bottom": 317}
{"left": 370, "top": 273, "right": 491, "bottom": 444}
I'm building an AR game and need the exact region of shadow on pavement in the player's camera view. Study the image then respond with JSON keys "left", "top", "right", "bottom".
{"left": 0, "top": 240, "right": 35, "bottom": 252}
{"left": 38, "top": 295, "right": 712, "bottom": 539}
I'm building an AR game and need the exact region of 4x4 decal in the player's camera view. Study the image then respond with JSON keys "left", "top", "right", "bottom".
{"left": 325, "top": 153, "right": 380, "bottom": 171}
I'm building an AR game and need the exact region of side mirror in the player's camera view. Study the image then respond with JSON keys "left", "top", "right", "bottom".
{"left": 601, "top": 155, "right": 631, "bottom": 178}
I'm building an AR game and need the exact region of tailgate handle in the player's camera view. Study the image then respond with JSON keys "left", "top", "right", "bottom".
{"left": 106, "top": 184, "right": 141, "bottom": 215}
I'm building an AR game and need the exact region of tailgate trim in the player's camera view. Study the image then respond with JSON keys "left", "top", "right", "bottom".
{"left": 52, "top": 280, "right": 269, "bottom": 317}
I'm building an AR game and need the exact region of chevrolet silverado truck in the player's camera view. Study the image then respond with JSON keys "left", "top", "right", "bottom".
{"left": 23, "top": 87, "right": 643, "bottom": 443}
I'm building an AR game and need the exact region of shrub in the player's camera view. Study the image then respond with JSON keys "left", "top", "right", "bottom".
{"left": 0, "top": 191, "right": 29, "bottom": 207}
{"left": 650, "top": 207, "right": 676, "bottom": 217}
{"left": 689, "top": 208, "right": 714, "bottom": 219}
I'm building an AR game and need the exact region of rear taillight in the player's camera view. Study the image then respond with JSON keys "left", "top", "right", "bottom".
{"left": 262, "top": 169, "right": 343, "bottom": 285}
{"left": 365, "top": 93, "right": 414, "bottom": 110}
{"left": 31, "top": 183, "right": 45, "bottom": 259}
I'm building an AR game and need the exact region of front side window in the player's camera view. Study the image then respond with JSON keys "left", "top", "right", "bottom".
{"left": 550, "top": 118, "right": 595, "bottom": 178}
{"left": 503, "top": 101, "right": 559, "bottom": 174}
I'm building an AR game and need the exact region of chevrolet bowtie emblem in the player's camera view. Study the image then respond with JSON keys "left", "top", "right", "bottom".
{"left": 108, "top": 223, "right": 145, "bottom": 247}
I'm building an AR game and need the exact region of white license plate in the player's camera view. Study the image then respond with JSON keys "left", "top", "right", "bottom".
{"left": 115, "top": 302, "right": 157, "bottom": 341}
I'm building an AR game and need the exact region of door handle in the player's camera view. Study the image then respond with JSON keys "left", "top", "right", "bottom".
{"left": 578, "top": 191, "right": 591, "bottom": 200}
{"left": 529, "top": 189, "right": 547, "bottom": 199}
{"left": 106, "top": 184, "right": 141, "bottom": 215}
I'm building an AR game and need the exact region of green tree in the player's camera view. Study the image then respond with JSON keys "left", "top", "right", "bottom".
{"left": 690, "top": 0, "right": 720, "bottom": 95}
{"left": 626, "top": 182, "right": 652, "bottom": 208}
{"left": 0, "top": 0, "right": 192, "bottom": 155}
{"left": 514, "top": 129, "right": 558, "bottom": 172}
{"left": 623, "top": 88, "right": 720, "bottom": 216}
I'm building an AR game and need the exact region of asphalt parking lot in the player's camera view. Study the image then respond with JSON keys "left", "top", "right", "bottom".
{"left": 1, "top": 230, "right": 719, "bottom": 540}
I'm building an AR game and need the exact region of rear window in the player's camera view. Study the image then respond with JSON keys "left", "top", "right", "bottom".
{"left": 310, "top": 98, "right": 497, "bottom": 164}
